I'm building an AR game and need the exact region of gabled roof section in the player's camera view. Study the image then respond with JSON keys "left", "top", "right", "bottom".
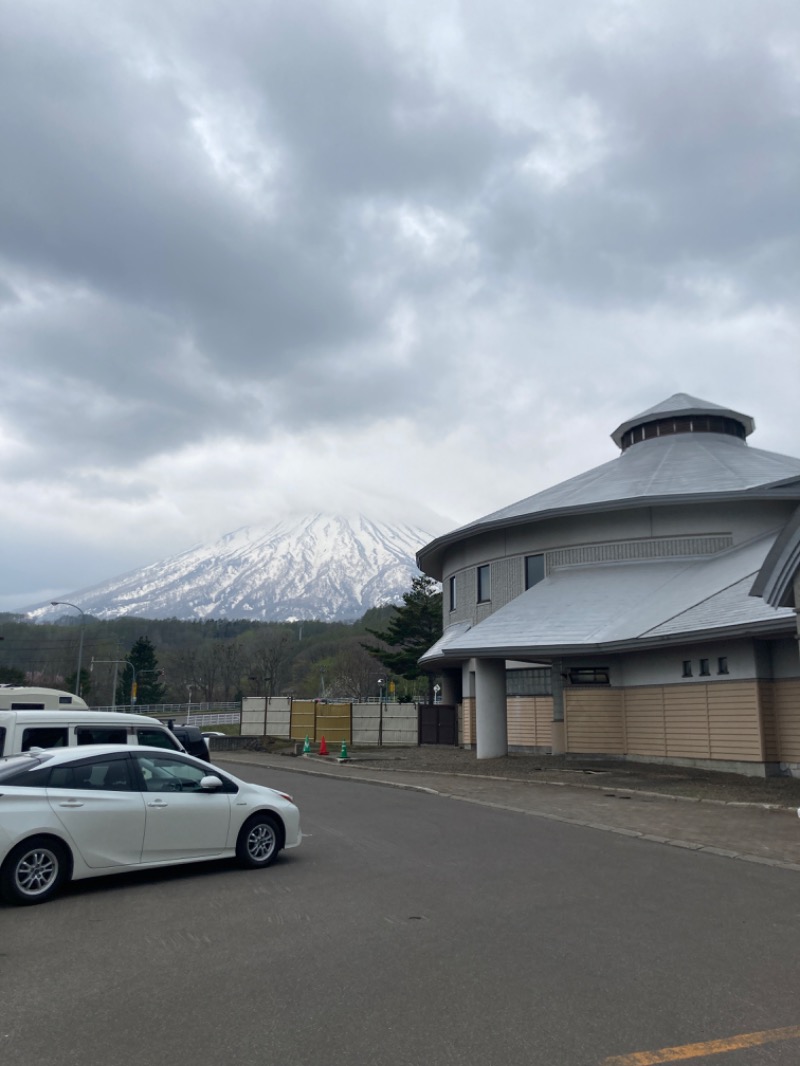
{"left": 751, "top": 503, "right": 800, "bottom": 608}
{"left": 419, "top": 621, "right": 473, "bottom": 665}
{"left": 420, "top": 533, "right": 794, "bottom": 663}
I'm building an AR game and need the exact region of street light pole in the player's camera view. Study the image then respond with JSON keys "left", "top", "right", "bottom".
{"left": 51, "top": 601, "right": 86, "bottom": 698}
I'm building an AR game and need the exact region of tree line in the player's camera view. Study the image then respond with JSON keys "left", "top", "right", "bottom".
{"left": 0, "top": 577, "right": 443, "bottom": 706}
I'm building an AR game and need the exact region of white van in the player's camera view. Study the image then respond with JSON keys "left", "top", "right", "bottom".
{"left": 0, "top": 707, "right": 184, "bottom": 758}
{"left": 0, "top": 685, "right": 90, "bottom": 711}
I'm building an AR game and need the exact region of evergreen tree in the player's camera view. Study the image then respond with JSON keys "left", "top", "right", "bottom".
{"left": 363, "top": 576, "right": 442, "bottom": 700}
{"left": 0, "top": 665, "right": 26, "bottom": 685}
{"left": 117, "top": 636, "right": 166, "bottom": 706}
{"left": 64, "top": 668, "right": 92, "bottom": 702}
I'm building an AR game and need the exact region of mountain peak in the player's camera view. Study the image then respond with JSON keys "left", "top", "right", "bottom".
{"left": 26, "top": 514, "right": 437, "bottom": 623}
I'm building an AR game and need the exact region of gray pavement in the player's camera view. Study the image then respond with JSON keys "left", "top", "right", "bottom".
{"left": 215, "top": 747, "right": 800, "bottom": 872}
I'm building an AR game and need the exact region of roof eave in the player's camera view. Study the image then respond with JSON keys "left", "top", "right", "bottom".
{"left": 417, "top": 617, "right": 795, "bottom": 665}
{"left": 417, "top": 486, "right": 800, "bottom": 580}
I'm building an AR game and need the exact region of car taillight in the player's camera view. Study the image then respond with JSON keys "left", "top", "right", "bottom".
{"left": 277, "top": 791, "right": 293, "bottom": 802}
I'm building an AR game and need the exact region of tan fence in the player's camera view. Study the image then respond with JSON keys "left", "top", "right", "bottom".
{"left": 289, "top": 701, "right": 351, "bottom": 745}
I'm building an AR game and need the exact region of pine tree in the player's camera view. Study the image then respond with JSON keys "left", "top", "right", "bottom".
{"left": 363, "top": 576, "right": 442, "bottom": 700}
{"left": 117, "top": 636, "right": 166, "bottom": 706}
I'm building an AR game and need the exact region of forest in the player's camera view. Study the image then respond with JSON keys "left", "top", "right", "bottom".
{"left": 0, "top": 579, "right": 443, "bottom": 707}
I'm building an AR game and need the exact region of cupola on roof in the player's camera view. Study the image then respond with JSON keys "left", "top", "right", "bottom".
{"left": 611, "top": 392, "right": 755, "bottom": 450}
{"left": 417, "top": 393, "right": 800, "bottom": 580}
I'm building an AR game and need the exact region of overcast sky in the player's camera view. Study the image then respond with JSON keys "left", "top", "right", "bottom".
{"left": 2, "top": 0, "right": 799, "bottom": 612}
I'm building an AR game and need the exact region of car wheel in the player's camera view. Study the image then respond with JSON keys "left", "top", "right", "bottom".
{"left": 0, "top": 837, "right": 69, "bottom": 906}
{"left": 236, "top": 814, "right": 282, "bottom": 869}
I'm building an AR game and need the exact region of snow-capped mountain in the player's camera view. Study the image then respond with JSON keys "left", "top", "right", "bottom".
{"left": 26, "top": 514, "right": 438, "bottom": 623}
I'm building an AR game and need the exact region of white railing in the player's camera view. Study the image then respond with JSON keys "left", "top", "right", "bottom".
{"left": 182, "top": 712, "right": 240, "bottom": 726}
{"left": 90, "top": 702, "right": 240, "bottom": 715}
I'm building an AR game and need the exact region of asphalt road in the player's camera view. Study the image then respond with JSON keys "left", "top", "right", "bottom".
{"left": 2, "top": 763, "right": 800, "bottom": 1066}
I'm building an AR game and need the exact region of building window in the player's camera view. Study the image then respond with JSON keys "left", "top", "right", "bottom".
{"left": 682, "top": 661, "right": 693, "bottom": 677}
{"left": 717, "top": 656, "right": 729, "bottom": 675}
{"left": 449, "top": 575, "right": 457, "bottom": 612}
{"left": 477, "top": 565, "right": 491, "bottom": 603}
{"left": 525, "top": 554, "right": 545, "bottom": 590}
{"left": 699, "top": 658, "right": 710, "bottom": 676}
{"left": 506, "top": 668, "right": 552, "bottom": 697}
{"left": 567, "top": 668, "right": 610, "bottom": 686}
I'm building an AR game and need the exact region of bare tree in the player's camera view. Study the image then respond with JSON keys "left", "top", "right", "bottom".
{"left": 248, "top": 630, "right": 292, "bottom": 696}
{"left": 327, "top": 640, "right": 383, "bottom": 700}
{"left": 214, "top": 639, "right": 245, "bottom": 700}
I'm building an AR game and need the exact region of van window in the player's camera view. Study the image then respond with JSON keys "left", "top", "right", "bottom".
{"left": 22, "top": 727, "right": 69, "bottom": 751}
{"left": 59, "top": 696, "right": 74, "bottom": 704}
{"left": 12, "top": 702, "right": 46, "bottom": 710}
{"left": 76, "top": 727, "right": 128, "bottom": 745}
{"left": 136, "top": 727, "right": 180, "bottom": 751}
{"left": 0, "top": 726, "right": 5, "bottom": 756}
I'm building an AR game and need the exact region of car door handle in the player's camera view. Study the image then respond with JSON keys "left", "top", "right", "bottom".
{"left": 58, "top": 800, "right": 85, "bottom": 808}
{"left": 147, "top": 800, "right": 169, "bottom": 808}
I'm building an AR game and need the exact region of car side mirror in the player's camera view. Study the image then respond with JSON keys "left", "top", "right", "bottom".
{"left": 200, "top": 775, "right": 223, "bottom": 790}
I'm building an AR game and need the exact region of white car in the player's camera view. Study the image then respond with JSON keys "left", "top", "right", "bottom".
{"left": 0, "top": 745, "right": 301, "bottom": 905}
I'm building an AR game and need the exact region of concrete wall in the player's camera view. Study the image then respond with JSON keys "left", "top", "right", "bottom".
{"left": 440, "top": 501, "right": 797, "bottom": 627}
{"left": 352, "top": 703, "right": 418, "bottom": 746}
{"left": 241, "top": 696, "right": 291, "bottom": 737}
{"left": 241, "top": 697, "right": 268, "bottom": 736}
{"left": 620, "top": 642, "right": 756, "bottom": 687}
{"left": 770, "top": 638, "right": 800, "bottom": 679}
{"left": 267, "top": 697, "right": 291, "bottom": 738}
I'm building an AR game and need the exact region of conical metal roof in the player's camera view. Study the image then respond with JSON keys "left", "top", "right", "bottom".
{"left": 610, "top": 392, "right": 755, "bottom": 447}
{"left": 418, "top": 395, "right": 800, "bottom": 578}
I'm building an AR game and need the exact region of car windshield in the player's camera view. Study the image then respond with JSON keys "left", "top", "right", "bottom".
{"left": 0, "top": 752, "right": 53, "bottom": 781}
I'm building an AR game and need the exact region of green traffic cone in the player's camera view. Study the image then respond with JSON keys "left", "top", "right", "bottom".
{"left": 302, "top": 735, "right": 310, "bottom": 754}
{"left": 340, "top": 739, "right": 348, "bottom": 760}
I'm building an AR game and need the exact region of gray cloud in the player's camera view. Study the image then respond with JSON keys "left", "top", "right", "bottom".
{"left": 1, "top": 0, "right": 799, "bottom": 602}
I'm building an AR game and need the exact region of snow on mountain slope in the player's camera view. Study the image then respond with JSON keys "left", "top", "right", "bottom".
{"left": 26, "top": 514, "right": 437, "bottom": 622}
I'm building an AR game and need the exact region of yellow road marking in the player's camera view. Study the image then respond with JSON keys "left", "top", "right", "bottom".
{"left": 601, "top": 1025, "right": 800, "bottom": 1065}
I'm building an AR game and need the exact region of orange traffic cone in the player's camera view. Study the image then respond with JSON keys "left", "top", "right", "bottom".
{"left": 318, "top": 735, "right": 329, "bottom": 756}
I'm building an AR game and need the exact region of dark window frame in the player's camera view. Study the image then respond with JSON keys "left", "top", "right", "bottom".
{"left": 567, "top": 667, "right": 610, "bottom": 686}
{"left": 506, "top": 668, "right": 552, "bottom": 697}
{"left": 21, "top": 726, "right": 69, "bottom": 751}
{"left": 449, "top": 575, "right": 457, "bottom": 612}
{"left": 525, "top": 554, "right": 545, "bottom": 591}
{"left": 682, "top": 661, "right": 693, "bottom": 678}
{"left": 477, "top": 564, "right": 491, "bottom": 603}
{"left": 717, "top": 656, "right": 729, "bottom": 675}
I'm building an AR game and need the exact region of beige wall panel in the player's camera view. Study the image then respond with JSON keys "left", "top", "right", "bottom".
{"left": 706, "top": 682, "right": 762, "bottom": 761}
{"left": 507, "top": 696, "right": 553, "bottom": 747}
{"left": 507, "top": 697, "right": 537, "bottom": 747}
{"left": 663, "top": 687, "right": 710, "bottom": 758}
{"left": 774, "top": 680, "right": 800, "bottom": 760}
{"left": 462, "top": 697, "right": 476, "bottom": 747}
{"left": 624, "top": 689, "right": 667, "bottom": 756}
{"left": 565, "top": 689, "right": 624, "bottom": 754}
{"left": 534, "top": 697, "right": 553, "bottom": 746}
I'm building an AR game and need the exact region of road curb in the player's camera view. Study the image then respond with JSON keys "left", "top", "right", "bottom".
{"left": 216, "top": 753, "right": 799, "bottom": 813}
{"left": 215, "top": 755, "right": 800, "bottom": 871}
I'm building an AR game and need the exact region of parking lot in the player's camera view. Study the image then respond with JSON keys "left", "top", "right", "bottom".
{"left": 3, "top": 762, "right": 800, "bottom": 1066}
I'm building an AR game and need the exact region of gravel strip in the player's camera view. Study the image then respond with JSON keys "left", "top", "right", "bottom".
{"left": 274, "top": 745, "right": 800, "bottom": 808}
